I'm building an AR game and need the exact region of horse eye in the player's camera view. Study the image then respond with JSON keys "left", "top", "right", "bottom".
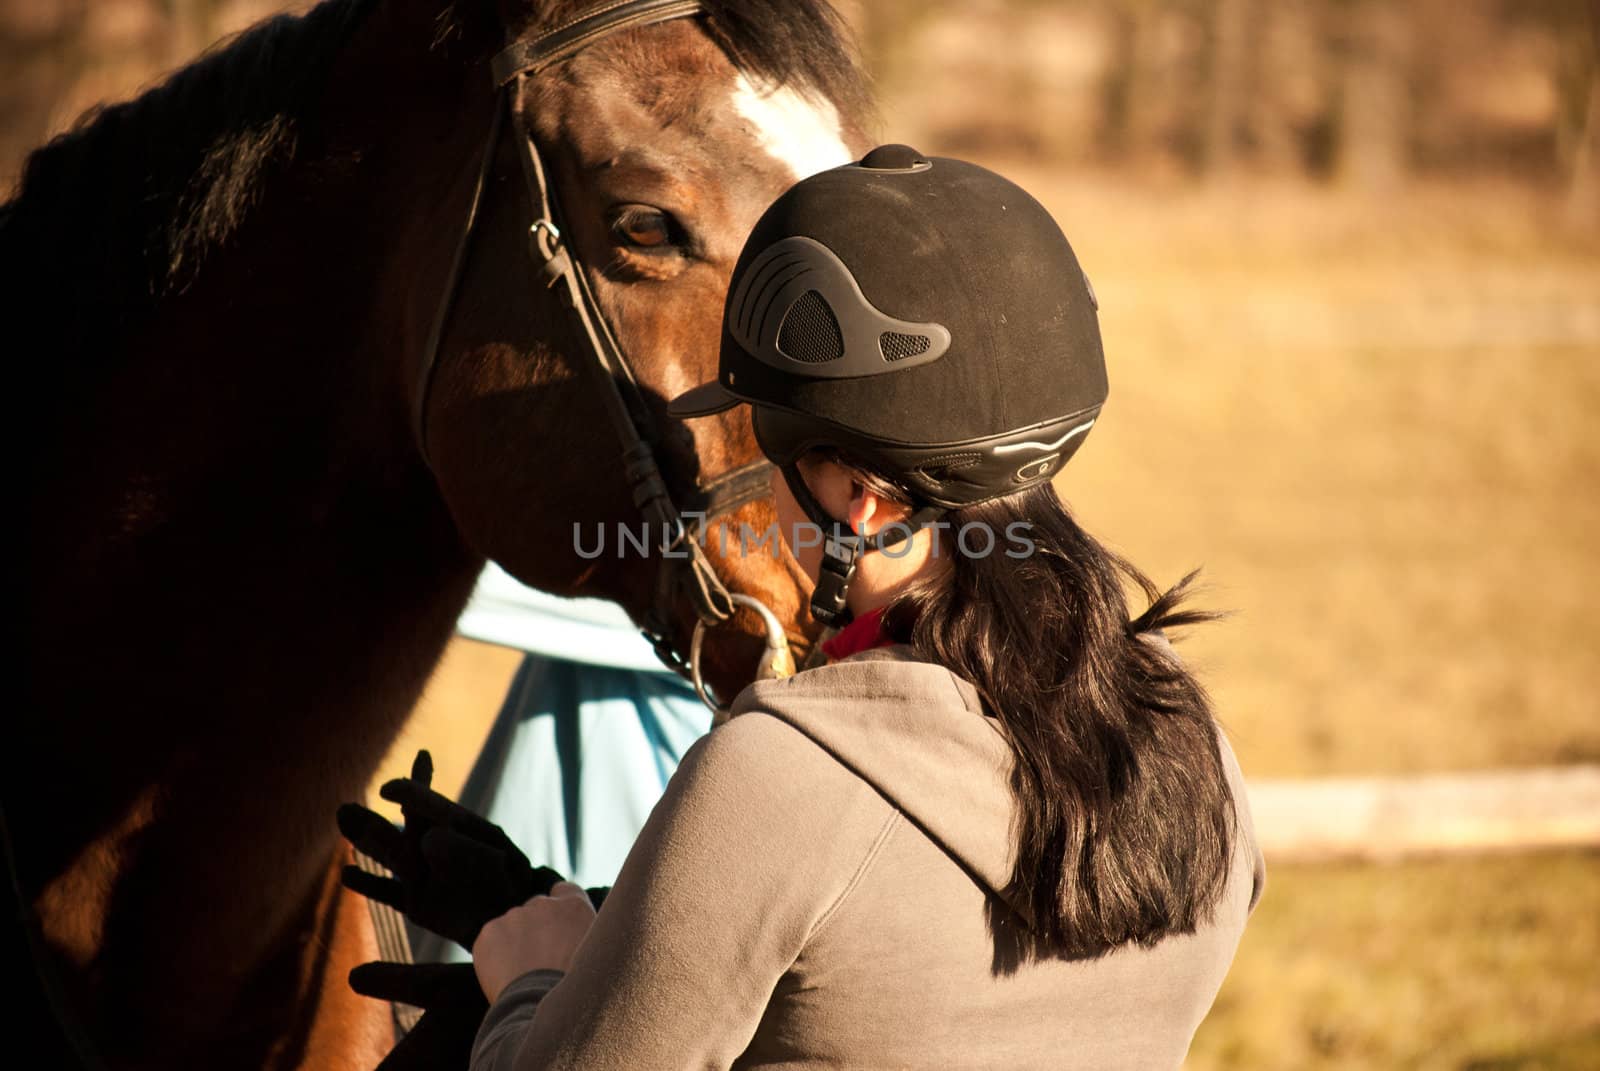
{"left": 610, "top": 206, "right": 680, "bottom": 251}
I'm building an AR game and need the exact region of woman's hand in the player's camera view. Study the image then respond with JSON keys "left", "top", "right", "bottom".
{"left": 471, "top": 881, "right": 597, "bottom": 1003}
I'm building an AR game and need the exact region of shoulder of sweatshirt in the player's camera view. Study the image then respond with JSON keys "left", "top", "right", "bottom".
{"left": 731, "top": 645, "right": 980, "bottom": 713}
{"left": 729, "top": 637, "right": 1265, "bottom": 916}
{"left": 719, "top": 646, "right": 1020, "bottom": 903}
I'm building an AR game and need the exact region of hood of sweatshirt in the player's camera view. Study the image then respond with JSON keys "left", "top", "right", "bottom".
{"left": 729, "top": 646, "right": 1023, "bottom": 908}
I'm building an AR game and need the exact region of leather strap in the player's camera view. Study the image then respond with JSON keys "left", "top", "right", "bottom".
{"left": 492, "top": 0, "right": 704, "bottom": 85}
{"left": 350, "top": 849, "right": 422, "bottom": 1037}
{"left": 415, "top": 0, "right": 768, "bottom": 672}
{"left": 682, "top": 458, "right": 772, "bottom": 518}
{"left": 503, "top": 68, "right": 743, "bottom": 646}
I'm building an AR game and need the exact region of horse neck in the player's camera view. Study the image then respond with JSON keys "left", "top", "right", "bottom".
{"left": 13, "top": 9, "right": 497, "bottom": 1043}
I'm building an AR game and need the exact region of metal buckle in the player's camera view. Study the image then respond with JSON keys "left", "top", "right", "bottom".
{"left": 823, "top": 530, "right": 862, "bottom": 565}
{"left": 529, "top": 219, "right": 570, "bottom": 285}
{"left": 809, "top": 531, "right": 861, "bottom": 628}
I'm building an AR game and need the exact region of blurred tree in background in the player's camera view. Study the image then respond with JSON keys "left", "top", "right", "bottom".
{"left": 5, "top": 0, "right": 1596, "bottom": 212}
{"left": 850, "top": 0, "right": 1597, "bottom": 210}
{"left": 0, "top": 0, "right": 306, "bottom": 186}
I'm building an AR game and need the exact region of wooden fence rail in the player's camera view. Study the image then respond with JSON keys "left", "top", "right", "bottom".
{"left": 1245, "top": 764, "right": 1600, "bottom": 861}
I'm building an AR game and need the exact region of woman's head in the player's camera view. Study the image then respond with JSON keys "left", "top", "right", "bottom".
{"left": 670, "top": 144, "right": 1107, "bottom": 625}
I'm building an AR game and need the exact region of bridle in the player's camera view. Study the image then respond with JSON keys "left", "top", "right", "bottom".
{"left": 413, "top": 0, "right": 795, "bottom": 694}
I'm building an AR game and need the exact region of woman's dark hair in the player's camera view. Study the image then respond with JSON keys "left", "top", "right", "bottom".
{"left": 821, "top": 451, "right": 1236, "bottom": 960}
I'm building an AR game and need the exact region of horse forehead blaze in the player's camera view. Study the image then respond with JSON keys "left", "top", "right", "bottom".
{"left": 729, "top": 72, "right": 853, "bottom": 183}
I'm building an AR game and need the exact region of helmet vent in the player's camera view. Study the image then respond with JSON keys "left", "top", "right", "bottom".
{"left": 777, "top": 289, "right": 845, "bottom": 364}
{"left": 879, "top": 331, "right": 931, "bottom": 362}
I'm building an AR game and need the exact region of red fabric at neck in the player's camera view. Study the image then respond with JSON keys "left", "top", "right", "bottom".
{"left": 820, "top": 607, "right": 894, "bottom": 662}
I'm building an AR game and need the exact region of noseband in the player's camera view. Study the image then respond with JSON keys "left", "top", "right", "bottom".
{"left": 414, "top": 0, "right": 786, "bottom": 685}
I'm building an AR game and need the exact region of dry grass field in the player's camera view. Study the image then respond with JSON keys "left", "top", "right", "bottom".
{"left": 383, "top": 172, "right": 1600, "bottom": 1070}
{"left": 1024, "top": 171, "right": 1600, "bottom": 780}
{"left": 1187, "top": 850, "right": 1600, "bottom": 1070}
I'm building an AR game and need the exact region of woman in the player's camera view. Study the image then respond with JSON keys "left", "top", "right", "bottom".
{"left": 468, "top": 145, "right": 1265, "bottom": 1069}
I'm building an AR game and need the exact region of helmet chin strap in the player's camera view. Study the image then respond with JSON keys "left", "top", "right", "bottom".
{"left": 779, "top": 464, "right": 944, "bottom": 628}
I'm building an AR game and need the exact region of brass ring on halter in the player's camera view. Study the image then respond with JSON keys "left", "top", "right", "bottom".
{"left": 689, "top": 593, "right": 796, "bottom": 720}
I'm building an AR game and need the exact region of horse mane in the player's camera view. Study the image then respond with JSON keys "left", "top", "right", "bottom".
{"left": 1, "top": 0, "right": 378, "bottom": 363}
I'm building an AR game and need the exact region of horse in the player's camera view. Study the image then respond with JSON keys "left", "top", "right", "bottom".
{"left": 4, "top": 0, "right": 871, "bottom": 1066}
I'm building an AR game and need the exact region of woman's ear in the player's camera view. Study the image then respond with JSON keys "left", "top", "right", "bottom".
{"left": 846, "top": 482, "right": 872, "bottom": 536}
{"left": 848, "top": 484, "right": 902, "bottom": 538}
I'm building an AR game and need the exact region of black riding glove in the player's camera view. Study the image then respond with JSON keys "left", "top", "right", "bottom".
{"left": 348, "top": 961, "right": 486, "bottom": 1071}
{"left": 336, "top": 750, "right": 563, "bottom": 948}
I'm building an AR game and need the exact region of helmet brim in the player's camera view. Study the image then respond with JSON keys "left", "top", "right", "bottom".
{"left": 666, "top": 379, "right": 743, "bottom": 418}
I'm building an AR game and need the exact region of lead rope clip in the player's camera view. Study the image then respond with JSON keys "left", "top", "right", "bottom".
{"left": 688, "top": 593, "right": 796, "bottom": 722}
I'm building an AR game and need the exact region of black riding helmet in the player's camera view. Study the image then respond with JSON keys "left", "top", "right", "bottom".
{"left": 669, "top": 144, "right": 1108, "bottom": 627}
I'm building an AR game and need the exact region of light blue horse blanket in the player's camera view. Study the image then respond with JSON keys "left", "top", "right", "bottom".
{"left": 411, "top": 565, "right": 711, "bottom": 964}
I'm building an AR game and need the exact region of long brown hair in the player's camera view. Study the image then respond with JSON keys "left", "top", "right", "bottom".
{"left": 831, "top": 452, "right": 1235, "bottom": 959}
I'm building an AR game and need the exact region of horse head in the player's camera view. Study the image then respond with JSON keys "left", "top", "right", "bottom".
{"left": 394, "top": 0, "right": 874, "bottom": 696}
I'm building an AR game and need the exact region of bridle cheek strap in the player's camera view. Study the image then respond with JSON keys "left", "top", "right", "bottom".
{"left": 415, "top": 0, "right": 776, "bottom": 674}
{"left": 500, "top": 69, "right": 752, "bottom": 668}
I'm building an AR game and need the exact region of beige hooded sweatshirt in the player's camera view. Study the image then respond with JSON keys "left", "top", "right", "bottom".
{"left": 472, "top": 646, "right": 1265, "bottom": 1070}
